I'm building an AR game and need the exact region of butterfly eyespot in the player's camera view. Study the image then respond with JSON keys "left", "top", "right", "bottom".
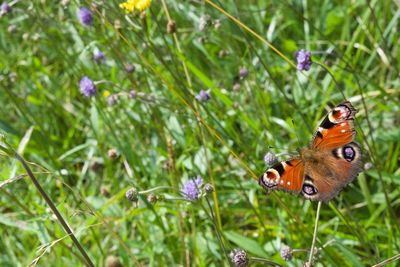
{"left": 259, "top": 169, "right": 280, "bottom": 189}
{"left": 343, "top": 146, "right": 356, "bottom": 162}
{"left": 302, "top": 183, "right": 318, "bottom": 196}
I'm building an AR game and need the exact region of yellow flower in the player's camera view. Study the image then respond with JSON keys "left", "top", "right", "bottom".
{"left": 119, "top": 0, "right": 135, "bottom": 12}
{"left": 103, "top": 90, "right": 111, "bottom": 97}
{"left": 135, "top": 0, "right": 151, "bottom": 11}
{"left": 119, "top": 0, "right": 151, "bottom": 13}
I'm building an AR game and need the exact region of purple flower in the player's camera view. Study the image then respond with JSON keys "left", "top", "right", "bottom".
{"left": 125, "top": 63, "right": 135, "bottom": 73}
{"left": 107, "top": 94, "right": 118, "bottom": 106}
{"left": 230, "top": 249, "right": 249, "bottom": 267}
{"left": 0, "top": 2, "right": 11, "bottom": 14}
{"left": 195, "top": 90, "right": 210, "bottom": 102}
{"left": 295, "top": 49, "right": 312, "bottom": 71}
{"left": 232, "top": 82, "right": 240, "bottom": 92}
{"left": 181, "top": 176, "right": 203, "bottom": 201}
{"left": 93, "top": 49, "right": 105, "bottom": 63}
{"left": 79, "top": 76, "right": 97, "bottom": 97}
{"left": 239, "top": 67, "right": 248, "bottom": 78}
{"left": 7, "top": 24, "right": 16, "bottom": 33}
{"left": 264, "top": 152, "right": 277, "bottom": 165}
{"left": 77, "top": 7, "right": 93, "bottom": 26}
{"left": 280, "top": 245, "right": 293, "bottom": 261}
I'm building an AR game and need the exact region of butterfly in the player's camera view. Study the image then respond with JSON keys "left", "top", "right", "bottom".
{"left": 259, "top": 101, "right": 362, "bottom": 202}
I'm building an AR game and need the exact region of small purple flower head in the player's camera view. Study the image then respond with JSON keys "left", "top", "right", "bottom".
{"left": 230, "top": 249, "right": 249, "bottom": 267}
{"left": 239, "top": 67, "right": 248, "bottom": 78}
{"left": 232, "top": 82, "right": 241, "bottom": 92}
{"left": 181, "top": 176, "right": 203, "bottom": 201}
{"left": 93, "top": 49, "right": 105, "bottom": 64}
{"left": 77, "top": 7, "right": 93, "bottom": 26}
{"left": 129, "top": 90, "right": 137, "bottom": 98}
{"left": 295, "top": 49, "right": 312, "bottom": 71}
{"left": 280, "top": 245, "right": 293, "bottom": 261}
{"left": 195, "top": 90, "right": 210, "bottom": 102}
{"left": 107, "top": 94, "right": 118, "bottom": 106}
{"left": 125, "top": 63, "right": 136, "bottom": 73}
{"left": 7, "top": 24, "right": 16, "bottom": 33}
{"left": 79, "top": 76, "right": 97, "bottom": 97}
{"left": 264, "top": 152, "right": 277, "bottom": 166}
{"left": 0, "top": 2, "right": 11, "bottom": 15}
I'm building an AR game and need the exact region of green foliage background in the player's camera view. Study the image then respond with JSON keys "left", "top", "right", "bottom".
{"left": 0, "top": 0, "right": 399, "bottom": 266}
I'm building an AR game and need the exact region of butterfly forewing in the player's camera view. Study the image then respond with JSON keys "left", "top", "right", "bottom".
{"left": 312, "top": 101, "right": 357, "bottom": 149}
{"left": 259, "top": 159, "right": 304, "bottom": 193}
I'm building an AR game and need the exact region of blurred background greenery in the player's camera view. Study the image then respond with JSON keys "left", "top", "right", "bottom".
{"left": 0, "top": 0, "right": 399, "bottom": 266}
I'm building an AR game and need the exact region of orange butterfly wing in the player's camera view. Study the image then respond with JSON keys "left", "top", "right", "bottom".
{"left": 311, "top": 101, "right": 357, "bottom": 149}
{"left": 259, "top": 101, "right": 362, "bottom": 201}
{"left": 259, "top": 159, "right": 304, "bottom": 194}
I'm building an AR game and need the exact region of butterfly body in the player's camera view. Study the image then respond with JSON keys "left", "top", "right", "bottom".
{"left": 259, "top": 101, "right": 362, "bottom": 202}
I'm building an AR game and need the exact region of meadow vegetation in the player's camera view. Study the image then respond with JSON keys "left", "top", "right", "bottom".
{"left": 0, "top": 0, "right": 399, "bottom": 266}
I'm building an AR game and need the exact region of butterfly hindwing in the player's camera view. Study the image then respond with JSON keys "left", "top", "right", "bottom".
{"left": 301, "top": 142, "right": 362, "bottom": 202}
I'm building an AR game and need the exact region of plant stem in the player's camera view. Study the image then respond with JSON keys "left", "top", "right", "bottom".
{"left": 14, "top": 153, "right": 94, "bottom": 267}
{"left": 308, "top": 201, "right": 322, "bottom": 265}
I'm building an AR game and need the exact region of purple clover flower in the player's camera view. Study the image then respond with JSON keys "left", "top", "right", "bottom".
{"left": 93, "top": 49, "right": 105, "bottom": 64}
{"left": 0, "top": 2, "right": 11, "bottom": 14}
{"left": 181, "top": 176, "right": 203, "bottom": 201}
{"left": 295, "top": 49, "right": 312, "bottom": 71}
{"left": 77, "top": 7, "right": 93, "bottom": 26}
{"left": 195, "top": 90, "right": 210, "bottom": 102}
{"left": 79, "top": 76, "right": 97, "bottom": 97}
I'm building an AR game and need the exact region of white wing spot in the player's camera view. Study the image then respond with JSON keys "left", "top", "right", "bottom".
{"left": 287, "top": 181, "right": 291, "bottom": 186}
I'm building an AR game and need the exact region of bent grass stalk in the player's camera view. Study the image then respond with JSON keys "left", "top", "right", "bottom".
{"left": 13, "top": 153, "right": 94, "bottom": 267}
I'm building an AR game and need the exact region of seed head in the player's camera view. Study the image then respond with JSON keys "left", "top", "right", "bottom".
{"left": 147, "top": 193, "right": 158, "bottom": 204}
{"left": 203, "top": 183, "right": 214, "bottom": 194}
{"left": 264, "top": 152, "right": 277, "bottom": 166}
{"left": 230, "top": 249, "right": 249, "bottom": 267}
{"left": 280, "top": 244, "right": 293, "bottom": 261}
{"left": 126, "top": 187, "right": 139, "bottom": 202}
{"left": 167, "top": 20, "right": 176, "bottom": 34}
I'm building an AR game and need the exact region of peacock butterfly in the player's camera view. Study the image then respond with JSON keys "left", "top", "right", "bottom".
{"left": 259, "top": 101, "right": 362, "bottom": 202}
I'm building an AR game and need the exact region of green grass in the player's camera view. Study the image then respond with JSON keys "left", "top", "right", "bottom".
{"left": 0, "top": 0, "right": 399, "bottom": 266}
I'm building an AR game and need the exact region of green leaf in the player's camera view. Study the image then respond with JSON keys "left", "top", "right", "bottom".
{"left": 224, "top": 231, "right": 269, "bottom": 258}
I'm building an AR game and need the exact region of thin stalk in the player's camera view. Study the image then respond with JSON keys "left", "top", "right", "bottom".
{"left": 14, "top": 153, "right": 94, "bottom": 267}
{"left": 203, "top": 197, "right": 230, "bottom": 265}
{"left": 250, "top": 257, "right": 284, "bottom": 267}
{"left": 308, "top": 201, "right": 322, "bottom": 265}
